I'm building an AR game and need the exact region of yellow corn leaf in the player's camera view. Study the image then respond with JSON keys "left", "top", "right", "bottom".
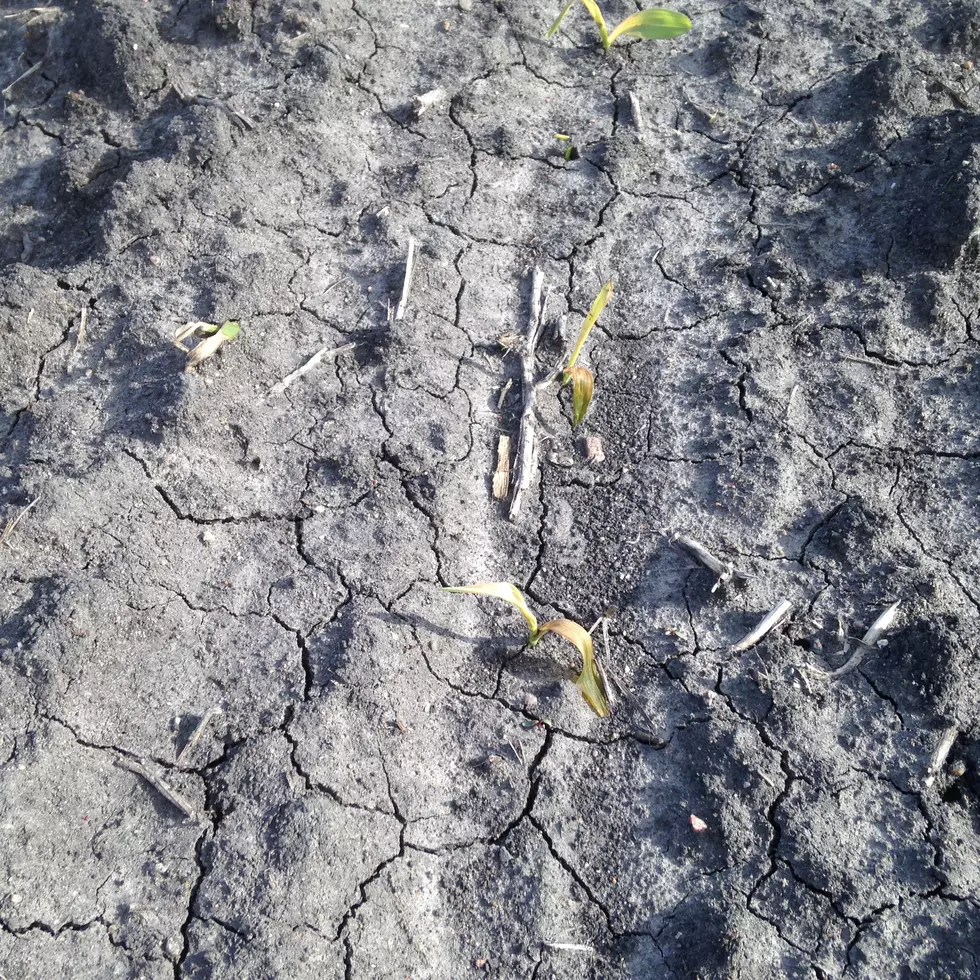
{"left": 607, "top": 9, "right": 692, "bottom": 46}
{"left": 576, "top": 0, "right": 609, "bottom": 45}
{"left": 535, "top": 618, "right": 610, "bottom": 717}
{"left": 443, "top": 582, "right": 539, "bottom": 636}
{"left": 547, "top": 0, "right": 609, "bottom": 46}
{"left": 562, "top": 366, "right": 594, "bottom": 426}
{"left": 566, "top": 280, "right": 613, "bottom": 370}
{"left": 173, "top": 320, "right": 216, "bottom": 351}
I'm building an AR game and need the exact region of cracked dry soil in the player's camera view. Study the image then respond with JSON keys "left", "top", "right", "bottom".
{"left": 1, "top": 0, "right": 980, "bottom": 977}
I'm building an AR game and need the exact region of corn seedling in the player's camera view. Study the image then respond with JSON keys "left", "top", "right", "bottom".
{"left": 554, "top": 133, "right": 580, "bottom": 161}
{"left": 562, "top": 279, "right": 612, "bottom": 425}
{"left": 173, "top": 320, "right": 240, "bottom": 372}
{"left": 547, "top": 0, "right": 691, "bottom": 51}
{"left": 444, "top": 583, "right": 610, "bottom": 717}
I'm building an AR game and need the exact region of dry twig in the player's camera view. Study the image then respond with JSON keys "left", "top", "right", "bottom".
{"left": 1, "top": 497, "right": 40, "bottom": 549}
{"left": 730, "top": 600, "right": 794, "bottom": 653}
{"left": 824, "top": 601, "right": 901, "bottom": 679}
{"left": 669, "top": 530, "right": 748, "bottom": 592}
{"left": 493, "top": 435, "right": 511, "bottom": 500}
{"left": 509, "top": 267, "right": 546, "bottom": 522}
{"left": 114, "top": 756, "right": 199, "bottom": 821}
{"left": 2, "top": 60, "right": 42, "bottom": 99}
{"left": 923, "top": 724, "right": 959, "bottom": 788}
{"left": 267, "top": 342, "right": 356, "bottom": 397}
{"left": 175, "top": 707, "right": 222, "bottom": 767}
{"left": 627, "top": 91, "right": 644, "bottom": 132}
{"left": 394, "top": 236, "right": 417, "bottom": 321}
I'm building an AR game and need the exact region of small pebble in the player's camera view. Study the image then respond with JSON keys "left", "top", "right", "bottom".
{"left": 459, "top": 0, "right": 473, "bottom": 9}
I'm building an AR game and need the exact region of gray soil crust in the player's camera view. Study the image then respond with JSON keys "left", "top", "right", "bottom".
{"left": 2, "top": 1, "right": 980, "bottom": 977}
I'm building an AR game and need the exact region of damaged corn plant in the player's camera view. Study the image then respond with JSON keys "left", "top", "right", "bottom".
{"left": 547, "top": 0, "right": 691, "bottom": 51}
{"left": 444, "top": 583, "right": 610, "bottom": 717}
{"left": 174, "top": 319, "right": 241, "bottom": 372}
{"left": 563, "top": 278, "right": 612, "bottom": 426}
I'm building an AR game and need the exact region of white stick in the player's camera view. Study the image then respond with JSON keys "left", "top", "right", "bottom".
{"left": 492, "top": 435, "right": 511, "bottom": 500}
{"left": 509, "top": 267, "right": 546, "bottom": 522}
{"left": 860, "top": 600, "right": 900, "bottom": 647}
{"left": 2, "top": 60, "right": 42, "bottom": 98}
{"left": 395, "top": 237, "right": 418, "bottom": 321}
{"left": 669, "top": 531, "right": 748, "bottom": 592}
{"left": 267, "top": 342, "right": 356, "bottom": 397}
{"left": 628, "top": 91, "right": 644, "bottom": 132}
{"left": 730, "top": 600, "right": 794, "bottom": 653}
{"left": 825, "top": 601, "right": 901, "bottom": 679}
{"left": 923, "top": 724, "right": 959, "bottom": 788}
{"left": 175, "top": 707, "right": 222, "bottom": 767}
{"left": 115, "top": 756, "right": 199, "bottom": 822}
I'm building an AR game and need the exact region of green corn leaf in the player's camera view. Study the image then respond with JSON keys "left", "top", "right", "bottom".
{"left": 536, "top": 618, "right": 610, "bottom": 717}
{"left": 566, "top": 280, "right": 613, "bottom": 370}
{"left": 607, "top": 9, "right": 692, "bottom": 45}
{"left": 546, "top": 0, "right": 578, "bottom": 36}
{"left": 443, "top": 582, "right": 539, "bottom": 637}
{"left": 219, "top": 320, "right": 241, "bottom": 340}
{"left": 547, "top": 0, "right": 609, "bottom": 47}
{"left": 563, "top": 366, "right": 595, "bottom": 426}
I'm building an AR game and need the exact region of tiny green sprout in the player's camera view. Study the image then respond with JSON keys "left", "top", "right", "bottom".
{"left": 554, "top": 133, "right": 580, "bottom": 161}
{"left": 547, "top": 0, "right": 691, "bottom": 52}
{"left": 173, "top": 319, "right": 241, "bottom": 372}
{"left": 444, "top": 582, "right": 611, "bottom": 717}
{"left": 561, "top": 280, "right": 613, "bottom": 426}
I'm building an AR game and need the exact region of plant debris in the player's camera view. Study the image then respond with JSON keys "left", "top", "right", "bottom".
{"left": 174, "top": 319, "right": 241, "bottom": 372}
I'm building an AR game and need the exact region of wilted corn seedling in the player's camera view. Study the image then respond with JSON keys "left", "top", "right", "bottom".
{"left": 444, "top": 583, "right": 610, "bottom": 717}
{"left": 562, "top": 279, "right": 612, "bottom": 426}
{"left": 547, "top": 0, "right": 691, "bottom": 51}
{"left": 174, "top": 319, "right": 241, "bottom": 372}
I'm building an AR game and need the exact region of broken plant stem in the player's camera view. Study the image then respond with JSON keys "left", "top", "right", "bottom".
{"left": 509, "top": 266, "right": 546, "bottom": 522}
{"left": 597, "top": 613, "right": 617, "bottom": 716}
{"left": 825, "top": 601, "right": 901, "bottom": 679}
{"left": 1, "top": 496, "right": 40, "bottom": 549}
{"left": 492, "top": 435, "right": 512, "bottom": 500}
{"left": 267, "top": 342, "right": 356, "bottom": 397}
{"left": 114, "top": 756, "right": 199, "bottom": 822}
{"left": 669, "top": 531, "right": 747, "bottom": 592}
{"left": 730, "top": 599, "right": 794, "bottom": 653}
{"left": 627, "top": 91, "right": 644, "bottom": 132}
{"left": 2, "top": 59, "right": 42, "bottom": 99}
{"left": 175, "top": 707, "right": 222, "bottom": 767}
{"left": 172, "top": 80, "right": 254, "bottom": 129}
{"left": 595, "top": 612, "right": 662, "bottom": 733}
{"left": 923, "top": 724, "right": 959, "bottom": 788}
{"left": 394, "top": 236, "right": 417, "bottom": 321}
{"left": 860, "top": 600, "right": 900, "bottom": 647}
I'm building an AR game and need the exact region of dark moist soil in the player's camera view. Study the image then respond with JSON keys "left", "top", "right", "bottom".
{"left": 2, "top": 1, "right": 979, "bottom": 977}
